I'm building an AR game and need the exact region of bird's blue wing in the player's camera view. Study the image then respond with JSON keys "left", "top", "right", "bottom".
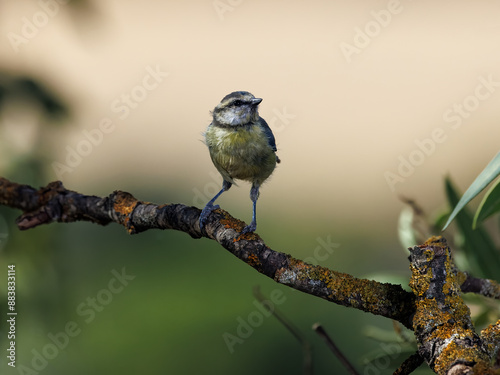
{"left": 258, "top": 117, "right": 277, "bottom": 152}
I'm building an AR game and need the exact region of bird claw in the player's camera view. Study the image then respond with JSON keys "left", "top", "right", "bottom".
{"left": 199, "top": 204, "right": 220, "bottom": 230}
{"left": 241, "top": 222, "right": 256, "bottom": 234}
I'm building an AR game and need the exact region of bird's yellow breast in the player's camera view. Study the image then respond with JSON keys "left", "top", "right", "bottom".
{"left": 205, "top": 124, "right": 276, "bottom": 184}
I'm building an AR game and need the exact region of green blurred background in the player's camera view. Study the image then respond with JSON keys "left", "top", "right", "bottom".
{"left": 1, "top": 1, "right": 500, "bottom": 374}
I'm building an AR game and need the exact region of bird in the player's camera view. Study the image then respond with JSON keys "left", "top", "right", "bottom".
{"left": 199, "top": 91, "right": 280, "bottom": 234}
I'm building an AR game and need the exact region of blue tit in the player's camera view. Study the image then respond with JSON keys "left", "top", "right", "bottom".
{"left": 199, "top": 91, "right": 280, "bottom": 234}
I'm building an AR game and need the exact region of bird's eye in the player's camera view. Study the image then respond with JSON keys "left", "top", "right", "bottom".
{"left": 232, "top": 100, "right": 243, "bottom": 107}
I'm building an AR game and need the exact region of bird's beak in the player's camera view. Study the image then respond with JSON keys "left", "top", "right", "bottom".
{"left": 251, "top": 98, "right": 263, "bottom": 106}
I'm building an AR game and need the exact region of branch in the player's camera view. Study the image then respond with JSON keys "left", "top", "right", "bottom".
{"left": 459, "top": 272, "right": 500, "bottom": 299}
{"left": 0, "top": 177, "right": 415, "bottom": 325}
{"left": 313, "top": 323, "right": 359, "bottom": 375}
{"left": 392, "top": 352, "right": 424, "bottom": 375}
{"left": 1, "top": 178, "right": 500, "bottom": 374}
{"left": 254, "top": 286, "right": 313, "bottom": 375}
{"left": 409, "top": 237, "right": 498, "bottom": 375}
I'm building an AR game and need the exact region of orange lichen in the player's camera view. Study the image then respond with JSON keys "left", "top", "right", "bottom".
{"left": 409, "top": 237, "right": 497, "bottom": 374}
{"left": 112, "top": 191, "right": 139, "bottom": 232}
{"left": 281, "top": 257, "right": 403, "bottom": 314}
{"left": 113, "top": 192, "right": 138, "bottom": 216}
{"left": 216, "top": 210, "right": 260, "bottom": 241}
{"left": 481, "top": 319, "right": 500, "bottom": 359}
{"left": 434, "top": 341, "right": 492, "bottom": 375}
{"left": 219, "top": 210, "right": 244, "bottom": 229}
{"left": 455, "top": 270, "right": 468, "bottom": 286}
{"left": 421, "top": 235, "right": 448, "bottom": 248}
{"left": 246, "top": 253, "right": 261, "bottom": 268}
{"left": 411, "top": 244, "right": 472, "bottom": 334}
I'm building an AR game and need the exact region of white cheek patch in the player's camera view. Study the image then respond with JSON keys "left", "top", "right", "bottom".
{"left": 217, "top": 105, "right": 253, "bottom": 126}
{"left": 221, "top": 111, "right": 240, "bottom": 125}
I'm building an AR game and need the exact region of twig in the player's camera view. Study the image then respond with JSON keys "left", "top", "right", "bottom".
{"left": 313, "top": 323, "right": 359, "bottom": 375}
{"left": 254, "top": 286, "right": 312, "bottom": 375}
{"left": 392, "top": 352, "right": 424, "bottom": 375}
{"left": 459, "top": 272, "right": 500, "bottom": 299}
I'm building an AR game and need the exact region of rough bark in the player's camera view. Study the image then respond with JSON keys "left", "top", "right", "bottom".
{"left": 409, "top": 237, "right": 499, "bottom": 375}
{"left": 1, "top": 178, "right": 499, "bottom": 374}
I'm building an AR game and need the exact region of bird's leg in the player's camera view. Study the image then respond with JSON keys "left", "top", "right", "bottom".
{"left": 241, "top": 183, "right": 260, "bottom": 234}
{"left": 199, "top": 180, "right": 232, "bottom": 230}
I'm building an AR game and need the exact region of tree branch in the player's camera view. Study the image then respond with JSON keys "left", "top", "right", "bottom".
{"left": 459, "top": 272, "right": 500, "bottom": 299}
{"left": 1, "top": 178, "right": 499, "bottom": 374}
{"left": 0, "top": 177, "right": 416, "bottom": 325}
{"left": 409, "top": 237, "right": 498, "bottom": 375}
{"left": 392, "top": 352, "right": 424, "bottom": 375}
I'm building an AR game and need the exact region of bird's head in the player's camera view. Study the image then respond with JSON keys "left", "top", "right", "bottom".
{"left": 212, "top": 91, "right": 262, "bottom": 126}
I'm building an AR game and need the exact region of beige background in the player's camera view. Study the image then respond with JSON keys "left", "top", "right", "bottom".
{"left": 1, "top": 2, "right": 500, "bottom": 374}
{"left": 1, "top": 0, "right": 500, "bottom": 233}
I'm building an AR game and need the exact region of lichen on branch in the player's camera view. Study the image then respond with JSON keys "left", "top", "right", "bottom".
{"left": 1, "top": 177, "right": 499, "bottom": 374}
{"left": 409, "top": 237, "right": 497, "bottom": 375}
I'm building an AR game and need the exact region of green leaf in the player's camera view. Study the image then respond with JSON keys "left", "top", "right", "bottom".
{"left": 444, "top": 178, "right": 500, "bottom": 279}
{"left": 443, "top": 152, "right": 500, "bottom": 231}
{"left": 473, "top": 177, "right": 500, "bottom": 228}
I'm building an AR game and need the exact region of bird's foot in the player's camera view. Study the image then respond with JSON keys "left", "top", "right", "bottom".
{"left": 199, "top": 204, "right": 220, "bottom": 231}
{"left": 241, "top": 221, "right": 256, "bottom": 234}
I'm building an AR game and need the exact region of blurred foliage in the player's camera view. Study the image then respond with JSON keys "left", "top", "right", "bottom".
{"left": 0, "top": 71, "right": 70, "bottom": 187}
{"left": 1, "top": 2, "right": 497, "bottom": 373}
{"left": 0, "top": 74, "right": 69, "bottom": 120}
{"left": 473, "top": 176, "right": 500, "bottom": 229}
{"left": 443, "top": 151, "right": 500, "bottom": 231}
{"left": 444, "top": 177, "right": 500, "bottom": 280}
{"left": 398, "top": 154, "right": 500, "bottom": 281}
{"left": 0, "top": 50, "right": 74, "bottom": 375}
{"left": 390, "top": 157, "right": 500, "bottom": 374}
{"left": 0, "top": 64, "right": 376, "bottom": 373}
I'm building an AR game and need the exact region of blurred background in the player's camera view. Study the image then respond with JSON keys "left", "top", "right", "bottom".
{"left": 1, "top": 1, "right": 500, "bottom": 374}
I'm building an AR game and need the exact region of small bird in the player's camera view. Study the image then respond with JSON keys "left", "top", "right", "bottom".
{"left": 199, "top": 91, "right": 280, "bottom": 234}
